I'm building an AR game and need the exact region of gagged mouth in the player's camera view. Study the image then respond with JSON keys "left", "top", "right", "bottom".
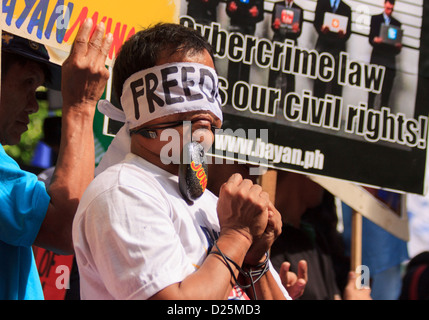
{"left": 190, "top": 118, "right": 214, "bottom": 131}
{"left": 190, "top": 112, "right": 222, "bottom": 131}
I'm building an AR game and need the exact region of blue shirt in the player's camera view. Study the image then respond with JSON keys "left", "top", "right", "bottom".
{"left": 0, "top": 145, "right": 50, "bottom": 299}
{"left": 383, "top": 12, "right": 391, "bottom": 25}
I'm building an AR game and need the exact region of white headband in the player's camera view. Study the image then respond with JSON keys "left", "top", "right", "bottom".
{"left": 95, "top": 62, "right": 223, "bottom": 175}
{"left": 105, "top": 62, "right": 222, "bottom": 130}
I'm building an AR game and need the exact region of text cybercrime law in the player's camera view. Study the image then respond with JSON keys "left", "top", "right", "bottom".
{"left": 180, "top": 16, "right": 385, "bottom": 93}
{"left": 181, "top": 16, "right": 386, "bottom": 93}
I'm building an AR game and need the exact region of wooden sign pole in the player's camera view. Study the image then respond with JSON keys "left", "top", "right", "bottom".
{"left": 350, "top": 211, "right": 363, "bottom": 272}
{"left": 258, "top": 169, "right": 278, "bottom": 204}
{"left": 258, "top": 168, "right": 278, "bottom": 260}
{"left": 308, "top": 175, "right": 408, "bottom": 241}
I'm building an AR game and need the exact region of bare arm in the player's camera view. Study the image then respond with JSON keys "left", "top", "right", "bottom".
{"left": 150, "top": 233, "right": 251, "bottom": 300}
{"left": 34, "top": 19, "right": 113, "bottom": 254}
{"left": 149, "top": 174, "right": 270, "bottom": 300}
{"left": 241, "top": 202, "right": 287, "bottom": 300}
{"left": 244, "top": 269, "right": 287, "bottom": 300}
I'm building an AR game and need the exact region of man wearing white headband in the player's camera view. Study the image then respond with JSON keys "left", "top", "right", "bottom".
{"left": 73, "top": 23, "right": 290, "bottom": 300}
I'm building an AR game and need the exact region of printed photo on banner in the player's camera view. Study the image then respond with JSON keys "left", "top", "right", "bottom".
{"left": 180, "top": 0, "right": 429, "bottom": 195}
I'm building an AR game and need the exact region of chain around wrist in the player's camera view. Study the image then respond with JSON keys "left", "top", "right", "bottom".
{"left": 209, "top": 241, "right": 270, "bottom": 300}
{"left": 243, "top": 251, "right": 270, "bottom": 270}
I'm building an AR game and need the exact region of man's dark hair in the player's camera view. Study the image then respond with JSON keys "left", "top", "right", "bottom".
{"left": 386, "top": 0, "right": 395, "bottom": 4}
{"left": 112, "top": 23, "right": 214, "bottom": 108}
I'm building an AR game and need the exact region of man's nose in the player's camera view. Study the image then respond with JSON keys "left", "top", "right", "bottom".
{"left": 27, "top": 94, "right": 40, "bottom": 114}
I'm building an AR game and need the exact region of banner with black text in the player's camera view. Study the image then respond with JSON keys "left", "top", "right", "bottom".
{"left": 180, "top": 0, "right": 429, "bottom": 195}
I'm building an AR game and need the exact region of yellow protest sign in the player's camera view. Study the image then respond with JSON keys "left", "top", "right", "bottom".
{"left": 1, "top": 0, "right": 180, "bottom": 64}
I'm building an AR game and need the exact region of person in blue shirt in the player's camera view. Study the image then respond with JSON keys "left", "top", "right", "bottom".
{"left": 0, "top": 19, "right": 113, "bottom": 300}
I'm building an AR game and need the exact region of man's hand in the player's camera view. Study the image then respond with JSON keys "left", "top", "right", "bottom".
{"left": 227, "top": 1, "right": 238, "bottom": 12}
{"left": 280, "top": 260, "right": 307, "bottom": 299}
{"left": 249, "top": 5, "right": 259, "bottom": 18}
{"left": 321, "top": 25, "right": 330, "bottom": 34}
{"left": 292, "top": 22, "right": 300, "bottom": 33}
{"left": 217, "top": 174, "right": 270, "bottom": 249}
{"left": 61, "top": 18, "right": 113, "bottom": 112}
{"left": 273, "top": 18, "right": 281, "bottom": 30}
{"left": 343, "top": 271, "right": 372, "bottom": 300}
{"left": 244, "top": 202, "right": 282, "bottom": 266}
{"left": 373, "top": 36, "right": 383, "bottom": 44}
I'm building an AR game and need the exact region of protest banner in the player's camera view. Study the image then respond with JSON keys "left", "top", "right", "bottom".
{"left": 178, "top": 0, "right": 426, "bottom": 261}
{"left": 179, "top": 0, "right": 429, "bottom": 197}
{"left": 1, "top": 0, "right": 179, "bottom": 64}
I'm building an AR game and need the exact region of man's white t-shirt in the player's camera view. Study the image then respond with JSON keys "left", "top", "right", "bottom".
{"left": 73, "top": 153, "right": 289, "bottom": 300}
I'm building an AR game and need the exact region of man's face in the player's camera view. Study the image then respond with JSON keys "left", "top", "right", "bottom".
{"left": 384, "top": 1, "right": 395, "bottom": 17}
{"left": 0, "top": 60, "right": 45, "bottom": 145}
{"left": 134, "top": 49, "right": 222, "bottom": 165}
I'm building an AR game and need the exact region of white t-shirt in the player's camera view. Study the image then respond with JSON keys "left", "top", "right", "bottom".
{"left": 73, "top": 153, "right": 289, "bottom": 300}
